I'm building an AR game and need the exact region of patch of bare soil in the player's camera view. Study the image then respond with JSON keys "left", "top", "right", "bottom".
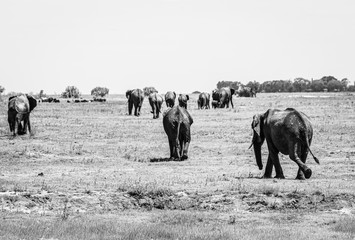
{"left": 242, "top": 191, "right": 355, "bottom": 212}
{"left": 1, "top": 189, "right": 354, "bottom": 216}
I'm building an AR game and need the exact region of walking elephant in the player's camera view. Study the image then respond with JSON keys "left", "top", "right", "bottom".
{"left": 163, "top": 106, "right": 193, "bottom": 161}
{"left": 178, "top": 94, "right": 189, "bottom": 109}
{"left": 126, "top": 89, "right": 144, "bottom": 116}
{"left": 165, "top": 91, "right": 176, "bottom": 108}
{"left": 148, "top": 92, "right": 163, "bottom": 119}
{"left": 212, "top": 87, "right": 235, "bottom": 108}
{"left": 197, "top": 92, "right": 210, "bottom": 109}
{"left": 250, "top": 108, "right": 319, "bottom": 180}
{"left": 8, "top": 94, "right": 37, "bottom": 135}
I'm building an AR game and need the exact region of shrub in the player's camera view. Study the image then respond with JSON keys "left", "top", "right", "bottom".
{"left": 61, "top": 86, "right": 80, "bottom": 98}
{"left": 91, "top": 87, "right": 109, "bottom": 98}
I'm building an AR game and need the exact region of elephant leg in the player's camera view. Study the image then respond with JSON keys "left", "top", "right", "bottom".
{"left": 179, "top": 138, "right": 184, "bottom": 159}
{"left": 268, "top": 147, "right": 284, "bottom": 179}
{"left": 289, "top": 142, "right": 312, "bottom": 179}
{"left": 26, "top": 116, "right": 31, "bottom": 135}
{"left": 138, "top": 105, "right": 142, "bottom": 116}
{"left": 134, "top": 105, "right": 138, "bottom": 116}
{"left": 296, "top": 147, "right": 309, "bottom": 180}
{"left": 168, "top": 139, "right": 174, "bottom": 160}
{"left": 8, "top": 111, "right": 16, "bottom": 135}
{"left": 128, "top": 101, "right": 133, "bottom": 115}
{"left": 155, "top": 103, "right": 160, "bottom": 118}
{"left": 181, "top": 141, "right": 189, "bottom": 160}
{"left": 272, "top": 153, "right": 285, "bottom": 179}
{"left": 263, "top": 155, "right": 274, "bottom": 178}
{"left": 175, "top": 143, "right": 181, "bottom": 160}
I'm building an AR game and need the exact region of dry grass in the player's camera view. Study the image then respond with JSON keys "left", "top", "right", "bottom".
{"left": 0, "top": 92, "right": 354, "bottom": 239}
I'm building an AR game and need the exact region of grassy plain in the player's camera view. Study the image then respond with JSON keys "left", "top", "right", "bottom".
{"left": 0, "top": 92, "right": 354, "bottom": 239}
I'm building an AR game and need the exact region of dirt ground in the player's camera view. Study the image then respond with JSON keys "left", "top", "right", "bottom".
{"left": 0, "top": 92, "right": 354, "bottom": 239}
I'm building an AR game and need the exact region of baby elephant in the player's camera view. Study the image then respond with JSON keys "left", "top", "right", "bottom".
{"left": 8, "top": 94, "right": 37, "bottom": 135}
{"left": 148, "top": 92, "right": 163, "bottom": 119}
{"left": 250, "top": 108, "right": 319, "bottom": 180}
{"left": 178, "top": 94, "right": 189, "bottom": 109}
{"left": 163, "top": 106, "right": 193, "bottom": 161}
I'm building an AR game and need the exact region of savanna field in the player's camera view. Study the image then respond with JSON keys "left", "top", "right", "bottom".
{"left": 0, "top": 92, "right": 354, "bottom": 240}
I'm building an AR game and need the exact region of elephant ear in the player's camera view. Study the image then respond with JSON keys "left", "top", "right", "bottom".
{"left": 186, "top": 95, "right": 189, "bottom": 101}
{"left": 27, "top": 95, "right": 37, "bottom": 112}
{"left": 8, "top": 96, "right": 17, "bottom": 110}
{"left": 125, "top": 90, "right": 132, "bottom": 99}
{"left": 251, "top": 114, "right": 262, "bottom": 137}
{"left": 230, "top": 88, "right": 235, "bottom": 95}
{"left": 173, "top": 92, "right": 176, "bottom": 98}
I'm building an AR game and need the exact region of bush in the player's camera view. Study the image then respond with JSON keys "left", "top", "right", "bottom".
{"left": 91, "top": 87, "right": 109, "bottom": 98}
{"left": 61, "top": 86, "right": 80, "bottom": 98}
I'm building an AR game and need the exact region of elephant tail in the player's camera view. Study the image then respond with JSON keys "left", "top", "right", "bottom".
{"left": 308, "top": 146, "right": 320, "bottom": 164}
{"left": 175, "top": 116, "right": 182, "bottom": 156}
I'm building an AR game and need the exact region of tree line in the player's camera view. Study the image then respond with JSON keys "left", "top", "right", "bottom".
{"left": 217, "top": 76, "right": 354, "bottom": 93}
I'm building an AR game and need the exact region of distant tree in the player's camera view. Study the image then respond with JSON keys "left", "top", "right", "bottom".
{"left": 310, "top": 80, "right": 325, "bottom": 92}
{"left": 192, "top": 91, "right": 201, "bottom": 94}
{"left": 341, "top": 78, "right": 349, "bottom": 91}
{"left": 348, "top": 84, "right": 355, "bottom": 92}
{"left": 91, "top": 87, "right": 109, "bottom": 98}
{"left": 327, "top": 80, "right": 343, "bottom": 92}
{"left": 143, "top": 87, "right": 158, "bottom": 96}
{"left": 61, "top": 86, "right": 80, "bottom": 98}
{"left": 320, "top": 76, "right": 338, "bottom": 84}
{"left": 0, "top": 85, "right": 5, "bottom": 101}
{"left": 293, "top": 78, "right": 311, "bottom": 92}
{"left": 39, "top": 90, "right": 44, "bottom": 98}
{"left": 216, "top": 81, "right": 241, "bottom": 90}
{"left": 245, "top": 81, "right": 260, "bottom": 92}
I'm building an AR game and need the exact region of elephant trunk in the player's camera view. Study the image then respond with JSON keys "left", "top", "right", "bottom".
{"left": 253, "top": 142, "right": 263, "bottom": 170}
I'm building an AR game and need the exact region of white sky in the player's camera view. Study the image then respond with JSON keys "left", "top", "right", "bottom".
{"left": 0, "top": 0, "right": 354, "bottom": 94}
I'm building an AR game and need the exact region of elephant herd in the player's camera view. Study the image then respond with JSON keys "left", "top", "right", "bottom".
{"left": 7, "top": 90, "right": 320, "bottom": 180}
{"left": 125, "top": 87, "right": 237, "bottom": 119}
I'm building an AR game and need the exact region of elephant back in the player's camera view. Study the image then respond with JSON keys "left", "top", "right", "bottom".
{"left": 9, "top": 95, "right": 30, "bottom": 114}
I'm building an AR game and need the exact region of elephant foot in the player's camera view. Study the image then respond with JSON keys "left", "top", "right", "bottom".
{"left": 304, "top": 168, "right": 312, "bottom": 179}
{"left": 263, "top": 174, "right": 272, "bottom": 179}
{"left": 295, "top": 175, "right": 306, "bottom": 180}
{"left": 274, "top": 174, "right": 285, "bottom": 179}
{"left": 181, "top": 155, "right": 188, "bottom": 161}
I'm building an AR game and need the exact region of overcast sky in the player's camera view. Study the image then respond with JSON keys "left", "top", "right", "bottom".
{"left": 0, "top": 0, "right": 354, "bottom": 94}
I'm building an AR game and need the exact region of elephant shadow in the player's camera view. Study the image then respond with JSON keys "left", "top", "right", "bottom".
{"left": 149, "top": 157, "right": 174, "bottom": 162}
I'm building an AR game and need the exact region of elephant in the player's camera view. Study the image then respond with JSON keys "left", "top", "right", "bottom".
{"left": 237, "top": 86, "right": 256, "bottom": 97}
{"left": 8, "top": 94, "right": 37, "bottom": 135}
{"left": 178, "top": 94, "right": 189, "bottom": 109}
{"left": 197, "top": 92, "right": 210, "bottom": 109}
{"left": 212, "top": 87, "right": 235, "bottom": 108}
{"left": 250, "top": 108, "right": 319, "bottom": 180}
{"left": 126, "top": 89, "right": 144, "bottom": 116}
{"left": 165, "top": 91, "right": 176, "bottom": 108}
{"left": 211, "top": 100, "right": 218, "bottom": 109}
{"left": 163, "top": 106, "right": 193, "bottom": 161}
{"left": 148, "top": 92, "right": 163, "bottom": 119}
